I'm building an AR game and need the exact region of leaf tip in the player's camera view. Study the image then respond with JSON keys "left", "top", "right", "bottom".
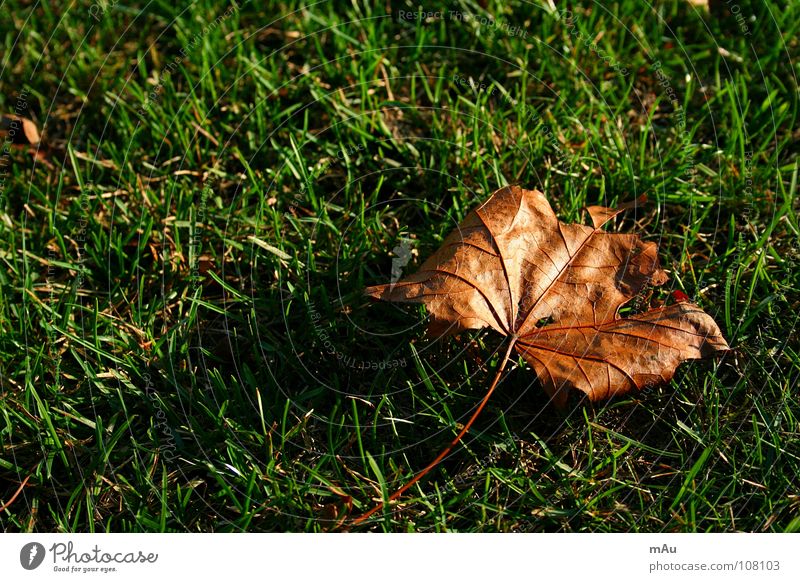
{"left": 364, "top": 284, "right": 390, "bottom": 300}
{"left": 585, "top": 194, "right": 649, "bottom": 229}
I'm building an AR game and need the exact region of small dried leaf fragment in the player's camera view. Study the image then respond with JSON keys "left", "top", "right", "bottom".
{"left": 0, "top": 114, "right": 41, "bottom": 145}
{"left": 366, "top": 186, "right": 728, "bottom": 405}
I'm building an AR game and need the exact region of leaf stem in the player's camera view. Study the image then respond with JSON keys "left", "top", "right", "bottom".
{"left": 351, "top": 336, "right": 518, "bottom": 526}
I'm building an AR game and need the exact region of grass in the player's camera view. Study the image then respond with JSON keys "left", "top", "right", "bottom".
{"left": 0, "top": 0, "right": 798, "bottom": 532}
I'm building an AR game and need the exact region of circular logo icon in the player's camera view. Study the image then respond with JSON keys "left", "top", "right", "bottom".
{"left": 20, "top": 542, "right": 46, "bottom": 570}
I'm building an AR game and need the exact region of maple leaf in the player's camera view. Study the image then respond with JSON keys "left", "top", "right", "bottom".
{"left": 366, "top": 185, "right": 728, "bottom": 406}
{"left": 352, "top": 186, "right": 727, "bottom": 525}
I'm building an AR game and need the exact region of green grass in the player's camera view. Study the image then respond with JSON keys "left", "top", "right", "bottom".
{"left": 0, "top": 0, "right": 798, "bottom": 532}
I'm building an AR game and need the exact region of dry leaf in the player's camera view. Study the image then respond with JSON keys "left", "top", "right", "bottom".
{"left": 366, "top": 185, "right": 728, "bottom": 406}
{"left": 354, "top": 186, "right": 728, "bottom": 524}
{"left": 0, "top": 114, "right": 41, "bottom": 145}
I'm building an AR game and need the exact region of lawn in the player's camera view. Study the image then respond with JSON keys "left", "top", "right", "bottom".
{"left": 0, "top": 0, "right": 798, "bottom": 532}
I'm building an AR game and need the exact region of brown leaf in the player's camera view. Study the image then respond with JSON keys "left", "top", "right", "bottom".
{"left": 0, "top": 114, "right": 41, "bottom": 145}
{"left": 366, "top": 186, "right": 727, "bottom": 405}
